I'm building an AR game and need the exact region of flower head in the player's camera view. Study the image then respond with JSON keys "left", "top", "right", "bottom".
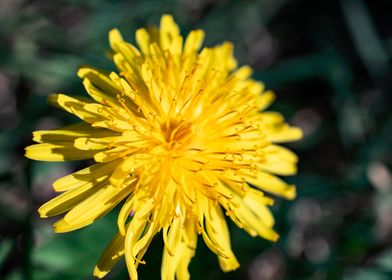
{"left": 26, "top": 15, "right": 302, "bottom": 280}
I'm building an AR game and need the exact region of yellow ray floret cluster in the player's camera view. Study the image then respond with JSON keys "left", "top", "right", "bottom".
{"left": 26, "top": 15, "right": 302, "bottom": 280}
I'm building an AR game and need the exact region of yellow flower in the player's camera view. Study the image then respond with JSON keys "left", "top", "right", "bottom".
{"left": 26, "top": 15, "right": 302, "bottom": 280}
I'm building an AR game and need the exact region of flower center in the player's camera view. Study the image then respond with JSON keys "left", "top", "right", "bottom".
{"left": 161, "top": 118, "right": 194, "bottom": 150}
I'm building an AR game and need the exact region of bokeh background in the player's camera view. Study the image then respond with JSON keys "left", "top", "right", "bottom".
{"left": 1, "top": 0, "right": 392, "bottom": 279}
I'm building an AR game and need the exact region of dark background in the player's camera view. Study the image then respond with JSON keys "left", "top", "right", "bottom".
{"left": 1, "top": 0, "right": 392, "bottom": 279}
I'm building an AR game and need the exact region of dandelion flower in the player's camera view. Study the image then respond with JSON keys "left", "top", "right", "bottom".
{"left": 26, "top": 15, "right": 302, "bottom": 280}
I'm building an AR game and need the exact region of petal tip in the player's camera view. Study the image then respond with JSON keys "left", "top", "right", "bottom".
{"left": 37, "top": 208, "right": 48, "bottom": 218}
{"left": 93, "top": 267, "right": 108, "bottom": 279}
{"left": 285, "top": 185, "right": 297, "bottom": 200}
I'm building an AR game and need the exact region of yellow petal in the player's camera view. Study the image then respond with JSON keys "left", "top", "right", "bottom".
{"left": 32, "top": 122, "right": 115, "bottom": 144}
{"left": 117, "top": 194, "right": 154, "bottom": 236}
{"left": 52, "top": 160, "right": 119, "bottom": 192}
{"left": 257, "top": 154, "right": 297, "bottom": 176}
{"left": 136, "top": 28, "right": 151, "bottom": 55}
{"left": 82, "top": 78, "right": 121, "bottom": 109}
{"left": 77, "top": 67, "right": 121, "bottom": 96}
{"left": 217, "top": 189, "right": 278, "bottom": 241}
{"left": 169, "top": 35, "right": 183, "bottom": 58}
{"left": 259, "top": 112, "right": 284, "bottom": 124}
{"left": 242, "top": 170, "right": 296, "bottom": 200}
{"left": 117, "top": 194, "right": 135, "bottom": 235}
{"left": 94, "top": 146, "right": 131, "bottom": 163}
{"left": 160, "top": 14, "right": 180, "bottom": 51}
{"left": 234, "top": 202, "right": 279, "bottom": 241}
{"left": 25, "top": 143, "right": 98, "bottom": 161}
{"left": 205, "top": 201, "right": 239, "bottom": 272}
{"left": 232, "top": 65, "right": 253, "bottom": 80}
{"left": 266, "top": 124, "right": 303, "bottom": 143}
{"left": 175, "top": 220, "right": 197, "bottom": 280}
{"left": 54, "top": 180, "right": 135, "bottom": 233}
{"left": 48, "top": 94, "right": 101, "bottom": 124}
{"left": 262, "top": 144, "right": 298, "bottom": 163}
{"left": 243, "top": 189, "right": 275, "bottom": 228}
{"left": 162, "top": 216, "right": 183, "bottom": 280}
{"left": 216, "top": 42, "right": 237, "bottom": 73}
{"left": 132, "top": 219, "right": 158, "bottom": 260}
{"left": 124, "top": 203, "right": 158, "bottom": 280}
{"left": 184, "top": 30, "right": 205, "bottom": 55}
{"left": 109, "top": 28, "right": 124, "bottom": 48}
{"left": 38, "top": 177, "right": 108, "bottom": 218}
{"left": 110, "top": 156, "right": 138, "bottom": 188}
{"left": 73, "top": 136, "right": 120, "bottom": 150}
{"left": 258, "top": 91, "right": 275, "bottom": 111}
{"left": 196, "top": 195, "right": 229, "bottom": 258}
{"left": 110, "top": 28, "right": 141, "bottom": 59}
{"left": 124, "top": 219, "right": 143, "bottom": 280}
{"left": 94, "top": 224, "right": 129, "bottom": 279}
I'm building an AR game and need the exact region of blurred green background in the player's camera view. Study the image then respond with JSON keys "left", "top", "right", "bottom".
{"left": 1, "top": 0, "right": 392, "bottom": 279}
